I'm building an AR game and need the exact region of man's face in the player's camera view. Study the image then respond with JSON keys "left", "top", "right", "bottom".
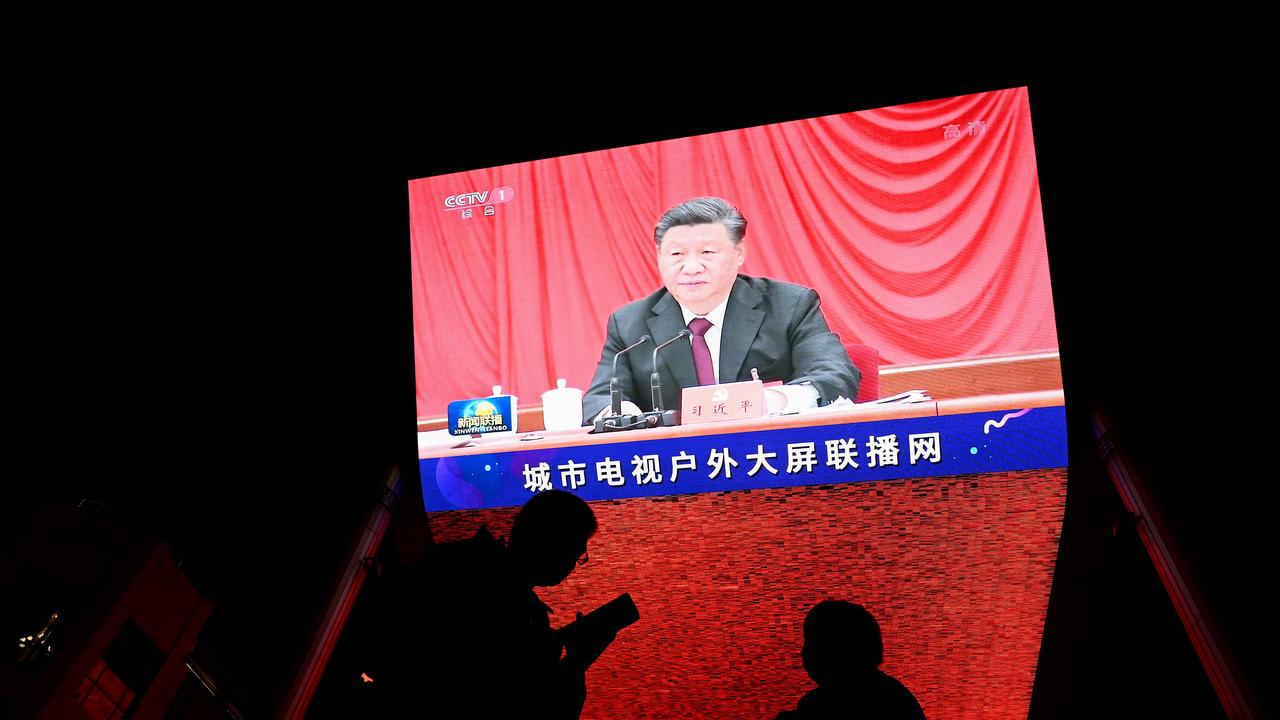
{"left": 657, "top": 223, "right": 745, "bottom": 315}
{"left": 530, "top": 537, "right": 588, "bottom": 587}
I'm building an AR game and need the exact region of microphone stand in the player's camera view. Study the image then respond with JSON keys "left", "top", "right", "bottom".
{"left": 636, "top": 330, "right": 688, "bottom": 429}
{"left": 593, "top": 335, "right": 651, "bottom": 433}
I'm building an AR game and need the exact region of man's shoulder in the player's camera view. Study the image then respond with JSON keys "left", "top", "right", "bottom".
{"left": 729, "top": 276, "right": 820, "bottom": 317}
{"left": 609, "top": 286, "right": 672, "bottom": 321}
{"left": 734, "top": 275, "right": 818, "bottom": 301}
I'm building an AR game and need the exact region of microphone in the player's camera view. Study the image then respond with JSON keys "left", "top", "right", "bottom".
{"left": 650, "top": 330, "right": 691, "bottom": 411}
{"left": 611, "top": 335, "right": 651, "bottom": 417}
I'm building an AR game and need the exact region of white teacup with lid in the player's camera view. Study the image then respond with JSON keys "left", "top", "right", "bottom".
{"left": 541, "top": 378, "right": 583, "bottom": 431}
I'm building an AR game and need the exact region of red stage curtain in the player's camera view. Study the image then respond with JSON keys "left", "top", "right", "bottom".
{"left": 410, "top": 88, "right": 1054, "bottom": 417}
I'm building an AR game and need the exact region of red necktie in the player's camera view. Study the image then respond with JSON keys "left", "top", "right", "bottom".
{"left": 688, "top": 317, "right": 716, "bottom": 385}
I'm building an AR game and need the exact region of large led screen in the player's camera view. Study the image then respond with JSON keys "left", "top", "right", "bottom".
{"left": 411, "top": 87, "right": 1067, "bottom": 719}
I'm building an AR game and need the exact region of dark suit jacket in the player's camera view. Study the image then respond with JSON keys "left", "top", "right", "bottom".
{"left": 583, "top": 275, "right": 860, "bottom": 421}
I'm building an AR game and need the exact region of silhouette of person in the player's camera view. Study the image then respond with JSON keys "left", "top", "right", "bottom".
{"left": 376, "top": 490, "right": 602, "bottom": 718}
{"left": 776, "top": 600, "right": 926, "bottom": 720}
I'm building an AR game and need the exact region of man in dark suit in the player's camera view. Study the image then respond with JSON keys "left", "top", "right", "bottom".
{"left": 583, "top": 197, "right": 860, "bottom": 422}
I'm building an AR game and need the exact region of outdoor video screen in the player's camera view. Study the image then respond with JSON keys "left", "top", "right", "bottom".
{"left": 410, "top": 87, "right": 1068, "bottom": 719}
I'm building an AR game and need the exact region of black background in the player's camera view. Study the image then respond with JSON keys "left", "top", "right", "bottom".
{"left": 11, "top": 64, "right": 1269, "bottom": 717}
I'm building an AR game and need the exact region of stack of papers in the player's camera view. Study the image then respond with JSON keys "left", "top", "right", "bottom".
{"left": 858, "top": 389, "right": 932, "bottom": 405}
{"left": 798, "top": 389, "right": 933, "bottom": 414}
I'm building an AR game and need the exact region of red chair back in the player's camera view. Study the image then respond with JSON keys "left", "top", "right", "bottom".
{"left": 843, "top": 343, "right": 880, "bottom": 403}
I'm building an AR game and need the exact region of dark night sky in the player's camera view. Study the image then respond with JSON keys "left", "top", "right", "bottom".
{"left": 12, "top": 65, "right": 1269, "bottom": 717}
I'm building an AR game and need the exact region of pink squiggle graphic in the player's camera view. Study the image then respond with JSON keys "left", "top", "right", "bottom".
{"left": 984, "top": 408, "right": 1031, "bottom": 434}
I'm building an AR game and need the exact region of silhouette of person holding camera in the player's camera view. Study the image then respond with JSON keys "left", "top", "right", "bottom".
{"left": 377, "top": 490, "right": 615, "bottom": 718}
{"left": 776, "top": 600, "right": 926, "bottom": 720}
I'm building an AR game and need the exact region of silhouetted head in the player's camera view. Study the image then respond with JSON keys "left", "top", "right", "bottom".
{"left": 801, "top": 600, "right": 884, "bottom": 686}
{"left": 507, "top": 490, "right": 597, "bottom": 588}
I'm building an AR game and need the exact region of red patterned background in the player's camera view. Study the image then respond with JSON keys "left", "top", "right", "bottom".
{"left": 410, "top": 88, "right": 1056, "bottom": 417}
{"left": 429, "top": 467, "right": 1067, "bottom": 719}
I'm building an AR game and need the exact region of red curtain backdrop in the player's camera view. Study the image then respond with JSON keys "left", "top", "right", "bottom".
{"left": 411, "top": 88, "right": 1054, "bottom": 417}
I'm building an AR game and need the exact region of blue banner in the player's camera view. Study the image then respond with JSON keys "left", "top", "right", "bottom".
{"left": 421, "top": 406, "right": 1067, "bottom": 512}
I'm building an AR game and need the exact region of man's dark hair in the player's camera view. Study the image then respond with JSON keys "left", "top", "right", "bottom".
{"left": 653, "top": 196, "right": 748, "bottom": 246}
{"left": 509, "top": 489, "right": 597, "bottom": 550}
{"left": 803, "top": 600, "right": 884, "bottom": 682}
